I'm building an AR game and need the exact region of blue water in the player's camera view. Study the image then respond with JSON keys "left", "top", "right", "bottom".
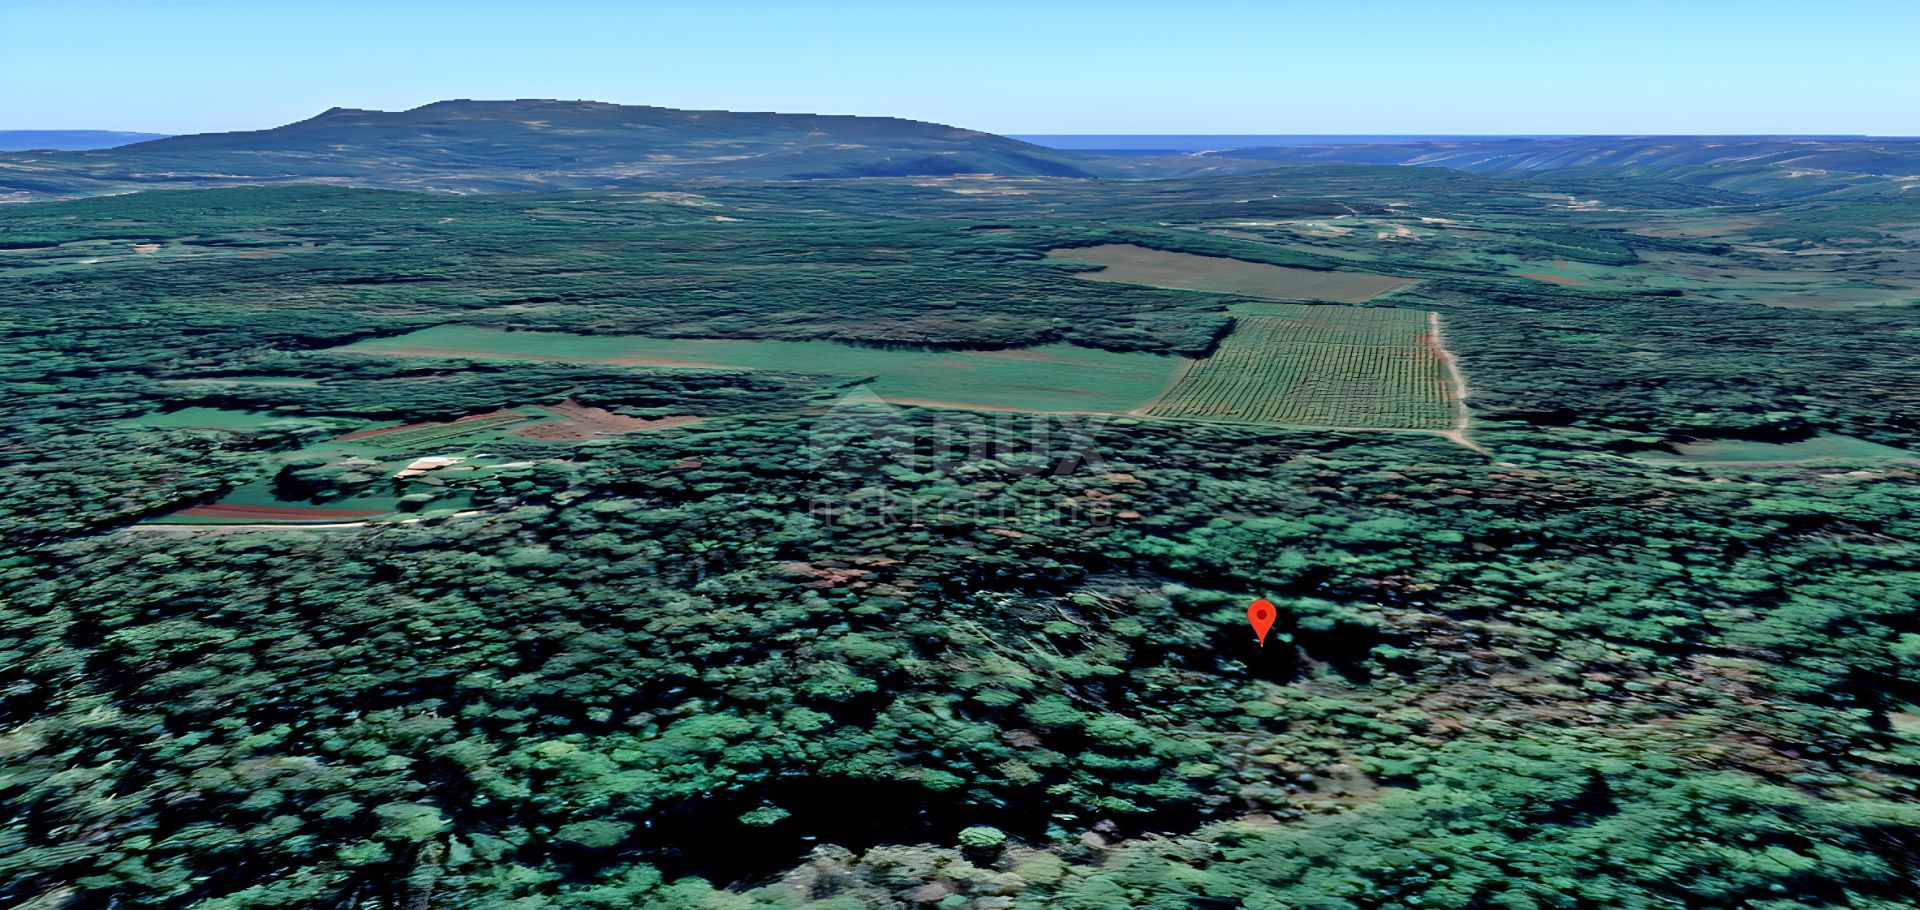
{"left": 1011, "top": 134, "right": 1565, "bottom": 151}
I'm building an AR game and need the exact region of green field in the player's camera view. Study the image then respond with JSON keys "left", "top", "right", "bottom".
{"left": 337, "top": 325, "right": 1191, "bottom": 413}
{"left": 1047, "top": 243, "right": 1416, "bottom": 302}
{"left": 126, "top": 406, "right": 314, "bottom": 431}
{"left": 1644, "top": 434, "right": 1919, "bottom": 466}
{"left": 1145, "top": 304, "right": 1455, "bottom": 429}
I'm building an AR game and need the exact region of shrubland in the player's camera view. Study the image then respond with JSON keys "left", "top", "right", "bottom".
{"left": 2, "top": 173, "right": 1917, "bottom": 908}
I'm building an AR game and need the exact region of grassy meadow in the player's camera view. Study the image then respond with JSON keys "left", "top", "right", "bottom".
{"left": 1047, "top": 242, "right": 1416, "bottom": 302}
{"left": 338, "top": 325, "right": 1192, "bottom": 413}
{"left": 1644, "top": 433, "right": 1919, "bottom": 466}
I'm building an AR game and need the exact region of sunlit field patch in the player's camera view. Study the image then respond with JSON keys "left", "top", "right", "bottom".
{"left": 335, "top": 326, "right": 1191, "bottom": 414}
{"left": 1046, "top": 243, "right": 1415, "bottom": 303}
{"left": 1641, "top": 434, "right": 1919, "bottom": 467}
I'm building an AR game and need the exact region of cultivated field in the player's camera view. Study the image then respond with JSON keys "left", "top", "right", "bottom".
{"left": 1047, "top": 243, "right": 1415, "bottom": 303}
{"left": 1145, "top": 304, "right": 1456, "bottom": 429}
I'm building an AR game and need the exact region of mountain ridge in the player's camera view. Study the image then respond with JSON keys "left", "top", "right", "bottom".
{"left": 10, "top": 103, "right": 1917, "bottom": 203}
{"left": 0, "top": 99, "right": 1103, "bottom": 199}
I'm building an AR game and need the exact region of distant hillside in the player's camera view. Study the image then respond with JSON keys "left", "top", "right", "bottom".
{"left": 0, "top": 100, "right": 1101, "bottom": 199}
{"left": 10, "top": 113, "right": 1912, "bottom": 202}
{"left": 0, "top": 130, "right": 170, "bottom": 151}
{"left": 1182, "top": 136, "right": 1920, "bottom": 197}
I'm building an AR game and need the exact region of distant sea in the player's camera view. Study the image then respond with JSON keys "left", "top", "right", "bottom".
{"left": 0, "top": 130, "right": 170, "bottom": 151}
{"left": 1011, "top": 134, "right": 1562, "bottom": 152}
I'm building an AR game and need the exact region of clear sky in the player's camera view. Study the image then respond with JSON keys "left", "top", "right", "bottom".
{"left": 4, "top": 0, "right": 1915, "bottom": 136}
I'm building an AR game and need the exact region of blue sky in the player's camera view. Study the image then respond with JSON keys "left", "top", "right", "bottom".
{"left": 3, "top": 0, "right": 1915, "bottom": 135}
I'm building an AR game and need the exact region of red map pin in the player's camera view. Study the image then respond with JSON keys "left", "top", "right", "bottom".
{"left": 1248, "top": 599, "right": 1276, "bottom": 647}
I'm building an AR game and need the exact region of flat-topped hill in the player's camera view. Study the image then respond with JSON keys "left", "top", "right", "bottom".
{"left": 0, "top": 99, "right": 1101, "bottom": 197}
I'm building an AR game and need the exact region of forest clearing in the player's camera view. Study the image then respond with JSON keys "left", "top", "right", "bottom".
{"left": 1143, "top": 304, "right": 1456, "bottom": 429}
{"left": 1046, "top": 243, "right": 1416, "bottom": 302}
{"left": 336, "top": 326, "right": 1190, "bottom": 414}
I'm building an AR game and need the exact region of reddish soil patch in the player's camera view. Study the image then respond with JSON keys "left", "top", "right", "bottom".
{"left": 1518, "top": 273, "right": 1589, "bottom": 286}
{"left": 779, "top": 561, "right": 879, "bottom": 589}
{"left": 175, "top": 503, "right": 389, "bottom": 521}
{"left": 602, "top": 354, "right": 733, "bottom": 368}
{"left": 508, "top": 400, "right": 703, "bottom": 441}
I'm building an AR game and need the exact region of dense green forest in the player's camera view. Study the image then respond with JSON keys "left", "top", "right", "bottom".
{"left": 3, "top": 162, "right": 1919, "bottom": 909}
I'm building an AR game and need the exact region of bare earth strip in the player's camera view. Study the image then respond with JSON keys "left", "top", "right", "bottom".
{"left": 1048, "top": 244, "right": 1416, "bottom": 303}
{"left": 509, "top": 400, "right": 704, "bottom": 440}
{"left": 1427, "top": 312, "right": 1486, "bottom": 453}
{"left": 126, "top": 510, "right": 492, "bottom": 535}
{"left": 170, "top": 504, "right": 392, "bottom": 522}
